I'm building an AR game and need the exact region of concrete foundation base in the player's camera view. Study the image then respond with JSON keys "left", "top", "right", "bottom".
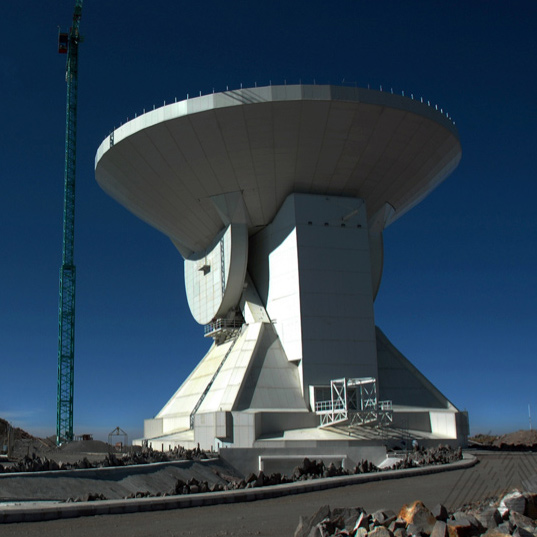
{"left": 219, "top": 444, "right": 387, "bottom": 476}
{"left": 135, "top": 324, "right": 469, "bottom": 456}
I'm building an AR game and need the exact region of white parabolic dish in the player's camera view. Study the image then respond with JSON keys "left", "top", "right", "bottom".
{"left": 95, "top": 84, "right": 461, "bottom": 257}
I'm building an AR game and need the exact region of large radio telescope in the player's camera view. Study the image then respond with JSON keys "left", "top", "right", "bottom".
{"left": 95, "top": 84, "right": 467, "bottom": 465}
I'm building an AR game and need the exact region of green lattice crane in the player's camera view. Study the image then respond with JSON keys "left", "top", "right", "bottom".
{"left": 56, "top": 0, "right": 83, "bottom": 445}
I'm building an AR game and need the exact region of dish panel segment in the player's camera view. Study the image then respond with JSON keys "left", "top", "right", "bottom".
{"left": 95, "top": 85, "right": 461, "bottom": 255}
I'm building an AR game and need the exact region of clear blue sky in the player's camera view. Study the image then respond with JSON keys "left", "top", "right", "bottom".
{"left": 1, "top": 0, "right": 535, "bottom": 441}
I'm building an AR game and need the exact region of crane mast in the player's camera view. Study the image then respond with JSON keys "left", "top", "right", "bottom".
{"left": 57, "top": 0, "right": 83, "bottom": 445}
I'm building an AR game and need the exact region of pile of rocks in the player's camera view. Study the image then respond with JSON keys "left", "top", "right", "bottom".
{"left": 66, "top": 491, "right": 172, "bottom": 502}
{"left": 0, "top": 446, "right": 464, "bottom": 503}
{"left": 171, "top": 476, "right": 231, "bottom": 495}
{"left": 164, "top": 459, "right": 380, "bottom": 496}
{"left": 62, "top": 477, "right": 232, "bottom": 502}
{"left": 403, "top": 445, "right": 463, "bottom": 467}
{"left": 0, "top": 446, "right": 213, "bottom": 474}
{"left": 294, "top": 489, "right": 537, "bottom": 537}
{"left": 286, "top": 446, "right": 462, "bottom": 482}
{"left": 66, "top": 493, "right": 108, "bottom": 503}
{"left": 492, "top": 431, "right": 537, "bottom": 451}
{"left": 292, "top": 458, "right": 378, "bottom": 480}
{"left": 0, "top": 418, "right": 33, "bottom": 442}
{"left": 165, "top": 447, "right": 462, "bottom": 497}
{"left": 470, "top": 430, "right": 537, "bottom": 451}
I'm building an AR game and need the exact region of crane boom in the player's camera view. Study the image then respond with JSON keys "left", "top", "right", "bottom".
{"left": 57, "top": 0, "right": 83, "bottom": 445}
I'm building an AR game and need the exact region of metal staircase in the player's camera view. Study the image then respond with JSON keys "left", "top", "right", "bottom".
{"left": 189, "top": 333, "right": 240, "bottom": 428}
{"left": 315, "top": 377, "right": 393, "bottom": 428}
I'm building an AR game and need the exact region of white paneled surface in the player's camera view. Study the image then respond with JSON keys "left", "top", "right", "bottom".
{"left": 430, "top": 411, "right": 457, "bottom": 438}
{"left": 235, "top": 323, "right": 307, "bottom": 410}
{"left": 248, "top": 194, "right": 378, "bottom": 402}
{"left": 197, "top": 323, "right": 263, "bottom": 413}
{"left": 95, "top": 85, "right": 460, "bottom": 256}
{"left": 293, "top": 195, "right": 377, "bottom": 390}
{"left": 185, "top": 223, "right": 248, "bottom": 324}
{"left": 155, "top": 338, "right": 233, "bottom": 434}
{"left": 152, "top": 321, "right": 307, "bottom": 440}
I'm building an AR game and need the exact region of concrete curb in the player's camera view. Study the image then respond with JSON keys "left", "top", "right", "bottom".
{"left": 0, "top": 454, "right": 477, "bottom": 524}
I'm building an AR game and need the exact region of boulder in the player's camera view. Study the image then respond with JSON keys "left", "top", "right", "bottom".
{"left": 430, "top": 520, "right": 449, "bottom": 537}
{"left": 432, "top": 505, "right": 449, "bottom": 522}
{"left": 512, "top": 528, "right": 534, "bottom": 537}
{"left": 312, "top": 518, "right": 336, "bottom": 537}
{"left": 399, "top": 501, "right": 437, "bottom": 535}
{"left": 83, "top": 492, "right": 106, "bottom": 501}
{"left": 173, "top": 478, "right": 186, "bottom": 494}
{"left": 325, "top": 463, "right": 338, "bottom": 478}
{"left": 294, "top": 505, "right": 331, "bottom": 537}
{"left": 301, "top": 458, "right": 324, "bottom": 477}
{"left": 501, "top": 491, "right": 527, "bottom": 516}
{"left": 509, "top": 511, "right": 536, "bottom": 532}
{"left": 447, "top": 516, "right": 475, "bottom": 537}
{"left": 372, "top": 510, "right": 397, "bottom": 527}
{"left": 245, "top": 472, "right": 257, "bottom": 484}
{"left": 523, "top": 492, "right": 537, "bottom": 518}
{"left": 267, "top": 472, "right": 282, "bottom": 486}
{"left": 453, "top": 512, "right": 483, "bottom": 532}
{"left": 331, "top": 507, "right": 364, "bottom": 533}
{"left": 496, "top": 521, "right": 514, "bottom": 535}
{"left": 475, "top": 508, "right": 503, "bottom": 530}
{"left": 354, "top": 512, "right": 372, "bottom": 532}
{"left": 254, "top": 471, "right": 266, "bottom": 488}
{"left": 368, "top": 526, "right": 393, "bottom": 537}
{"left": 393, "top": 528, "right": 408, "bottom": 537}
{"left": 388, "top": 519, "right": 408, "bottom": 533}
{"left": 483, "top": 528, "right": 511, "bottom": 537}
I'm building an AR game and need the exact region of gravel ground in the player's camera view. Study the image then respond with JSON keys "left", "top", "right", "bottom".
{"left": 5, "top": 438, "right": 120, "bottom": 465}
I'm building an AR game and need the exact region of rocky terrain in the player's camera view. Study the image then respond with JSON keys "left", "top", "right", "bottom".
{"left": 0, "top": 444, "right": 213, "bottom": 474}
{"left": 0, "top": 417, "right": 216, "bottom": 468}
{"left": 295, "top": 489, "right": 537, "bottom": 537}
{"left": 0, "top": 446, "right": 463, "bottom": 502}
{"left": 0, "top": 418, "right": 48, "bottom": 459}
{"left": 1, "top": 417, "right": 464, "bottom": 502}
{"left": 0, "top": 419, "right": 33, "bottom": 442}
{"left": 1, "top": 415, "right": 462, "bottom": 482}
{"left": 470, "top": 431, "right": 537, "bottom": 451}
{"left": 118, "top": 446, "right": 462, "bottom": 502}
{"left": 0, "top": 443, "right": 461, "bottom": 475}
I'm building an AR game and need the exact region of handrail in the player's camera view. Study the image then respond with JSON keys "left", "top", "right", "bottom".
{"left": 204, "top": 318, "right": 243, "bottom": 335}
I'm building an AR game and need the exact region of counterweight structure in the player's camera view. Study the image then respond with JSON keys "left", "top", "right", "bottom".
{"left": 95, "top": 85, "right": 469, "bottom": 468}
{"left": 56, "top": 0, "right": 83, "bottom": 445}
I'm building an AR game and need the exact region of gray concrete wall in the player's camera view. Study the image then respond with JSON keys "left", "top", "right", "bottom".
{"left": 257, "top": 411, "right": 318, "bottom": 436}
{"left": 391, "top": 411, "right": 432, "bottom": 432}
{"left": 220, "top": 444, "right": 386, "bottom": 476}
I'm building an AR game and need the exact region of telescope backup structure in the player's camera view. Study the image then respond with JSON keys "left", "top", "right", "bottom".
{"left": 96, "top": 84, "right": 468, "bottom": 464}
